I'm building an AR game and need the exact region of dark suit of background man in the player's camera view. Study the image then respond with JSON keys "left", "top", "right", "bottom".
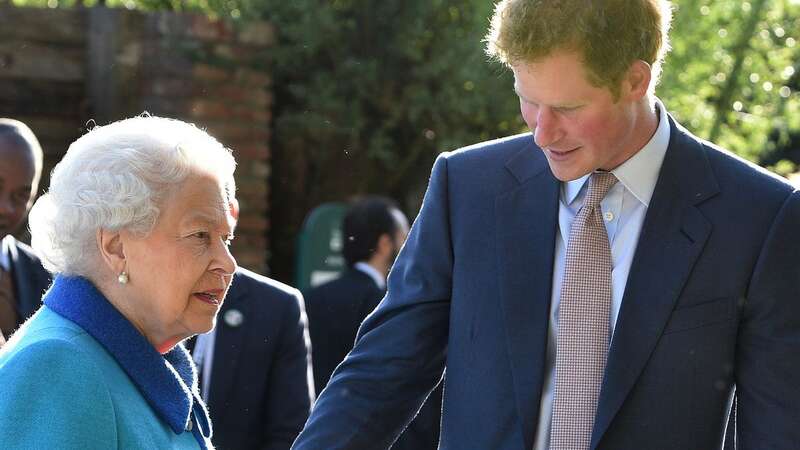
{"left": 0, "top": 119, "right": 51, "bottom": 344}
{"left": 293, "top": 1, "right": 800, "bottom": 449}
{"left": 190, "top": 200, "right": 314, "bottom": 450}
{"left": 304, "top": 197, "right": 442, "bottom": 450}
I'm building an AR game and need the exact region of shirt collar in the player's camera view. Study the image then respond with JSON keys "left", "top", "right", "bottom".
{"left": 0, "top": 236, "right": 11, "bottom": 272}
{"left": 562, "top": 98, "right": 671, "bottom": 207}
{"left": 43, "top": 275, "right": 212, "bottom": 448}
{"left": 354, "top": 261, "right": 386, "bottom": 290}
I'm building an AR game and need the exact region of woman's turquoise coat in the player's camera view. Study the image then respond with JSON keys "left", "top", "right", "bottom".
{"left": 0, "top": 277, "right": 212, "bottom": 449}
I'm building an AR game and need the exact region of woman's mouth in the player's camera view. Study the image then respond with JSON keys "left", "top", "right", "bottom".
{"left": 193, "top": 290, "right": 222, "bottom": 306}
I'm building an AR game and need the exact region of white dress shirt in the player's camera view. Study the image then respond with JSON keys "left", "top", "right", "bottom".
{"left": 533, "top": 100, "right": 671, "bottom": 450}
{"left": 0, "top": 236, "right": 13, "bottom": 273}
{"left": 192, "top": 327, "right": 217, "bottom": 401}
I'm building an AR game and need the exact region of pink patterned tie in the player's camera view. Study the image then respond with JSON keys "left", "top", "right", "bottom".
{"left": 550, "top": 171, "right": 618, "bottom": 450}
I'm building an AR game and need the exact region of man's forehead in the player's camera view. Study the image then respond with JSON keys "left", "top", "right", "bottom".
{"left": 0, "top": 135, "right": 36, "bottom": 161}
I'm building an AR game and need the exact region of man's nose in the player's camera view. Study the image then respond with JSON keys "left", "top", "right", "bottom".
{"left": 533, "top": 107, "right": 561, "bottom": 149}
{"left": 0, "top": 195, "right": 15, "bottom": 215}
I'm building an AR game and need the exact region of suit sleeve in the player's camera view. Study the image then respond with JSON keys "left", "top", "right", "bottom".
{"left": 736, "top": 190, "right": 800, "bottom": 448}
{"left": 262, "top": 290, "right": 315, "bottom": 450}
{"left": 292, "top": 154, "right": 453, "bottom": 450}
{"left": 0, "top": 339, "right": 117, "bottom": 448}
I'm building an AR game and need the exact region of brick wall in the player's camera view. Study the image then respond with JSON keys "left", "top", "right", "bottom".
{"left": 0, "top": 5, "right": 274, "bottom": 274}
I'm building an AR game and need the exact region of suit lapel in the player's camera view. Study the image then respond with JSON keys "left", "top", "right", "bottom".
{"left": 208, "top": 273, "right": 250, "bottom": 410}
{"left": 591, "top": 118, "right": 719, "bottom": 448}
{"left": 495, "top": 142, "right": 559, "bottom": 450}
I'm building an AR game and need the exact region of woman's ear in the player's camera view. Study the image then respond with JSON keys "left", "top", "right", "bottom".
{"left": 97, "top": 228, "right": 126, "bottom": 275}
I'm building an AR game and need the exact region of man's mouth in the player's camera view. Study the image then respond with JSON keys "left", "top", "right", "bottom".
{"left": 545, "top": 147, "right": 579, "bottom": 160}
{"left": 193, "top": 290, "right": 223, "bottom": 306}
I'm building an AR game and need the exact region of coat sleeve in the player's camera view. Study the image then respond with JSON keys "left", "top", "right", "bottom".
{"left": 261, "top": 289, "right": 315, "bottom": 450}
{"left": 0, "top": 339, "right": 117, "bottom": 449}
{"left": 736, "top": 190, "right": 800, "bottom": 448}
{"left": 292, "top": 154, "right": 454, "bottom": 450}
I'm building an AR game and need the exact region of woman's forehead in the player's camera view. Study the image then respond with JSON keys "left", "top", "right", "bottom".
{"left": 164, "top": 174, "right": 232, "bottom": 228}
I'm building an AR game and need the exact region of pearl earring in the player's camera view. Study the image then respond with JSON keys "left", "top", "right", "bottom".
{"left": 117, "top": 271, "right": 129, "bottom": 284}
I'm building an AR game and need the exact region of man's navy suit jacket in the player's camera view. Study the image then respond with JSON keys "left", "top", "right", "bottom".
{"left": 293, "top": 116, "right": 800, "bottom": 449}
{"left": 2, "top": 236, "right": 50, "bottom": 327}
{"left": 208, "top": 268, "right": 314, "bottom": 450}
{"left": 305, "top": 268, "right": 442, "bottom": 450}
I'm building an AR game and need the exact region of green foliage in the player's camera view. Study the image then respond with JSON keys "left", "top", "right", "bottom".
{"left": 14, "top": 0, "right": 800, "bottom": 169}
{"left": 255, "top": 0, "right": 521, "bottom": 196}
{"left": 9, "top": 0, "right": 800, "bottom": 277}
{"left": 661, "top": 0, "right": 800, "bottom": 162}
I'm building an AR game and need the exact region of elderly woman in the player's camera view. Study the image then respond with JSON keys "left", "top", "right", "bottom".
{"left": 0, "top": 116, "right": 237, "bottom": 449}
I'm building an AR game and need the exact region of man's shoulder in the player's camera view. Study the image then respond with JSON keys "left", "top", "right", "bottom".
{"left": 431, "top": 132, "right": 545, "bottom": 196}
{"left": 4, "top": 236, "right": 45, "bottom": 266}
{"left": 304, "top": 270, "right": 381, "bottom": 305}
{"left": 686, "top": 129, "right": 793, "bottom": 198}
{"left": 442, "top": 132, "right": 536, "bottom": 165}
{"left": 231, "top": 267, "right": 302, "bottom": 306}
{"left": 306, "top": 269, "right": 377, "bottom": 294}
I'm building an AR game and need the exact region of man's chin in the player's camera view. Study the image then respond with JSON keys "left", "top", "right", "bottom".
{"left": 547, "top": 165, "right": 590, "bottom": 182}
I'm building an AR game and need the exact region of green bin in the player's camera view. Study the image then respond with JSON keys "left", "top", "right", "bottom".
{"left": 295, "top": 202, "right": 347, "bottom": 292}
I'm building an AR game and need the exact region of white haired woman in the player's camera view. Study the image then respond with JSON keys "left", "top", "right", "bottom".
{"left": 0, "top": 116, "right": 237, "bottom": 449}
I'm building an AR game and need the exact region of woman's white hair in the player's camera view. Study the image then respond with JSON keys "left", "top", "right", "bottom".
{"left": 29, "top": 115, "right": 236, "bottom": 276}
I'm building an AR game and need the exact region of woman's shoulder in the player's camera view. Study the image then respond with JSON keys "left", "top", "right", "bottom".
{"left": 0, "top": 307, "right": 117, "bottom": 393}
{"left": 4, "top": 307, "right": 98, "bottom": 352}
{"left": 0, "top": 316, "right": 106, "bottom": 383}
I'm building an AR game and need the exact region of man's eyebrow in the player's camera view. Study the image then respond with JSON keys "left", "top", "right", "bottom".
{"left": 513, "top": 87, "right": 534, "bottom": 103}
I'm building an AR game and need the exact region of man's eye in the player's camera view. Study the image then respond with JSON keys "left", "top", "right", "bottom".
{"left": 11, "top": 191, "right": 30, "bottom": 205}
{"left": 192, "top": 232, "right": 210, "bottom": 241}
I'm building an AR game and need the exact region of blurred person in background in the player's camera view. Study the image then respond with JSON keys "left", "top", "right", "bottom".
{"left": 0, "top": 115, "right": 237, "bottom": 449}
{"left": 189, "top": 196, "right": 314, "bottom": 450}
{"left": 304, "top": 196, "right": 441, "bottom": 450}
{"left": 305, "top": 197, "right": 408, "bottom": 391}
{"left": 0, "top": 119, "right": 51, "bottom": 342}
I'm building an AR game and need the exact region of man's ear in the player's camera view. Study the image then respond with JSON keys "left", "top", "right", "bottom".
{"left": 622, "top": 59, "right": 652, "bottom": 101}
{"left": 375, "top": 233, "right": 393, "bottom": 258}
{"left": 97, "top": 228, "right": 126, "bottom": 274}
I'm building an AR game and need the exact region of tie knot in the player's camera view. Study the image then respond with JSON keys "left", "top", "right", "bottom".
{"left": 584, "top": 171, "right": 618, "bottom": 209}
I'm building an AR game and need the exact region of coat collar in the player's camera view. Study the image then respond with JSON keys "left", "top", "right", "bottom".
{"left": 43, "top": 275, "right": 212, "bottom": 448}
{"left": 0, "top": 236, "right": 12, "bottom": 272}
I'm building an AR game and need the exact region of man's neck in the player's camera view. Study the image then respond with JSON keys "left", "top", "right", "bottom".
{"left": 353, "top": 261, "right": 386, "bottom": 290}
